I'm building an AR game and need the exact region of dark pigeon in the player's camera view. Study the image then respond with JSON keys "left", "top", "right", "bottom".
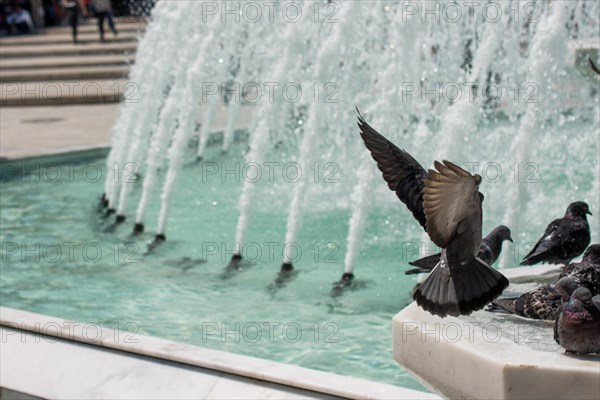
{"left": 590, "top": 58, "right": 600, "bottom": 76}
{"left": 406, "top": 225, "right": 513, "bottom": 274}
{"left": 488, "top": 276, "right": 578, "bottom": 320}
{"left": 559, "top": 244, "right": 600, "bottom": 296}
{"left": 357, "top": 109, "right": 509, "bottom": 317}
{"left": 554, "top": 287, "right": 600, "bottom": 354}
{"left": 520, "top": 202, "right": 591, "bottom": 266}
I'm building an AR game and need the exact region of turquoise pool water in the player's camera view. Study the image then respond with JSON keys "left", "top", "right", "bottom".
{"left": 1, "top": 142, "right": 427, "bottom": 390}
{"left": 1, "top": 116, "right": 598, "bottom": 389}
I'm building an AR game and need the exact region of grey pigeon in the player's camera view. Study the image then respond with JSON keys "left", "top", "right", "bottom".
{"left": 554, "top": 287, "right": 600, "bottom": 354}
{"left": 406, "top": 225, "right": 513, "bottom": 274}
{"left": 520, "top": 202, "right": 591, "bottom": 266}
{"left": 559, "top": 244, "right": 600, "bottom": 296}
{"left": 357, "top": 110, "right": 509, "bottom": 317}
{"left": 488, "top": 276, "right": 579, "bottom": 320}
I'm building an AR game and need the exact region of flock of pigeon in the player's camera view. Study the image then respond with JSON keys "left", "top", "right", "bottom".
{"left": 357, "top": 110, "right": 599, "bottom": 355}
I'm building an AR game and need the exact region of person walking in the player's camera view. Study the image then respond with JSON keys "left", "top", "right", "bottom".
{"left": 62, "top": 0, "right": 85, "bottom": 43}
{"left": 87, "top": 0, "right": 116, "bottom": 42}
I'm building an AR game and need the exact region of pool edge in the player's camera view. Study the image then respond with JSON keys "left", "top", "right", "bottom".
{"left": 0, "top": 306, "right": 439, "bottom": 400}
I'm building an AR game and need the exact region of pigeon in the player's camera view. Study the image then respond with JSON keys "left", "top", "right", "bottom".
{"left": 406, "top": 225, "right": 513, "bottom": 274}
{"left": 520, "top": 202, "right": 591, "bottom": 266}
{"left": 488, "top": 276, "right": 579, "bottom": 320}
{"left": 590, "top": 58, "right": 600, "bottom": 76}
{"left": 559, "top": 244, "right": 600, "bottom": 296}
{"left": 357, "top": 109, "right": 509, "bottom": 317}
{"left": 554, "top": 286, "right": 600, "bottom": 354}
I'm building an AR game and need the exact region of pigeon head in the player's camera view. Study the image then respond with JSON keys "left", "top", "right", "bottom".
{"left": 566, "top": 202, "right": 592, "bottom": 218}
{"left": 570, "top": 287, "right": 593, "bottom": 306}
{"left": 563, "top": 287, "right": 597, "bottom": 324}
{"left": 554, "top": 276, "right": 579, "bottom": 297}
{"left": 582, "top": 244, "right": 600, "bottom": 264}
{"left": 494, "top": 225, "right": 513, "bottom": 243}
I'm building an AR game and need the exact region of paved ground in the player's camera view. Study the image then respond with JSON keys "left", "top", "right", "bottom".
{"left": 0, "top": 79, "right": 129, "bottom": 105}
{"left": 0, "top": 102, "right": 255, "bottom": 160}
{"left": 0, "top": 104, "right": 118, "bottom": 159}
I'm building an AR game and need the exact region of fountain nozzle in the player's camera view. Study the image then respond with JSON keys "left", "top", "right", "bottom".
{"left": 116, "top": 215, "right": 126, "bottom": 224}
{"left": 146, "top": 233, "right": 166, "bottom": 253}
{"left": 330, "top": 272, "right": 356, "bottom": 298}
{"left": 133, "top": 223, "right": 144, "bottom": 235}
{"left": 99, "top": 193, "right": 108, "bottom": 209}
{"left": 220, "top": 254, "right": 245, "bottom": 279}
{"left": 280, "top": 262, "right": 293, "bottom": 272}
{"left": 340, "top": 272, "right": 354, "bottom": 282}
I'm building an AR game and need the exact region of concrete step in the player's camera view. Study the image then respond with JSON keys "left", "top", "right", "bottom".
{"left": 0, "top": 54, "right": 134, "bottom": 70}
{"left": 0, "top": 22, "right": 142, "bottom": 46}
{"left": 0, "top": 32, "right": 138, "bottom": 46}
{"left": 0, "top": 42, "right": 137, "bottom": 58}
{"left": 0, "top": 65, "right": 129, "bottom": 82}
{"left": 41, "top": 20, "right": 145, "bottom": 36}
{"left": 1, "top": 79, "right": 129, "bottom": 106}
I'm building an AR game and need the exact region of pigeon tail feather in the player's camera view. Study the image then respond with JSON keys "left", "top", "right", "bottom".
{"left": 414, "top": 258, "right": 509, "bottom": 317}
{"left": 520, "top": 248, "right": 551, "bottom": 265}
{"left": 488, "top": 298, "right": 517, "bottom": 314}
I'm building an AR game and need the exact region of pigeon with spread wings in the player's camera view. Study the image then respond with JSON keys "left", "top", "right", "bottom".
{"left": 357, "top": 109, "right": 509, "bottom": 317}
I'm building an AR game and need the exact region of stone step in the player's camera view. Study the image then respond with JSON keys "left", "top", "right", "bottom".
{"left": 0, "top": 42, "right": 137, "bottom": 58}
{"left": 0, "top": 65, "right": 129, "bottom": 82}
{"left": 0, "top": 54, "right": 134, "bottom": 70}
{"left": 0, "top": 32, "right": 139, "bottom": 46}
{"left": 1, "top": 79, "right": 130, "bottom": 106}
{"left": 0, "top": 25, "right": 144, "bottom": 47}
{"left": 41, "top": 20, "right": 145, "bottom": 36}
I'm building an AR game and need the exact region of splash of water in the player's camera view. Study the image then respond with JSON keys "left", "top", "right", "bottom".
{"left": 103, "top": 1, "right": 599, "bottom": 273}
{"left": 502, "top": 1, "right": 575, "bottom": 263}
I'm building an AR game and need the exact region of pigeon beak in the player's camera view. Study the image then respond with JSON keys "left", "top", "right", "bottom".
{"left": 587, "top": 210, "right": 592, "bottom": 216}
{"left": 508, "top": 236, "right": 514, "bottom": 243}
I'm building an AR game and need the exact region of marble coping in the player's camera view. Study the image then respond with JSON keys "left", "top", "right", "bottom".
{"left": 0, "top": 307, "right": 438, "bottom": 400}
{"left": 393, "top": 265, "right": 600, "bottom": 400}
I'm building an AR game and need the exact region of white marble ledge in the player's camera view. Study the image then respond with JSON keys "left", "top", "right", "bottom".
{"left": 0, "top": 307, "right": 438, "bottom": 400}
{"left": 500, "top": 264, "right": 561, "bottom": 282}
{"left": 0, "top": 326, "right": 333, "bottom": 400}
{"left": 393, "top": 302, "right": 600, "bottom": 399}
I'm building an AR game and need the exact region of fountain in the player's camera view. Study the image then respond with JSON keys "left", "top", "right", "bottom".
{"left": 96, "top": 0, "right": 599, "bottom": 288}
{"left": 4, "top": 0, "right": 597, "bottom": 396}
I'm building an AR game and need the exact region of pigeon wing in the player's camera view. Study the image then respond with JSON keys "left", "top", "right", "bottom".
{"left": 532, "top": 219, "right": 561, "bottom": 252}
{"left": 516, "top": 286, "right": 561, "bottom": 320}
{"left": 357, "top": 109, "right": 428, "bottom": 228}
{"left": 423, "top": 160, "right": 482, "bottom": 248}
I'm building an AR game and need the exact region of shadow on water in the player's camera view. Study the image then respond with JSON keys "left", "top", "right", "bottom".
{"left": 330, "top": 273, "right": 372, "bottom": 298}
{"left": 164, "top": 257, "right": 207, "bottom": 272}
{"left": 267, "top": 265, "right": 299, "bottom": 296}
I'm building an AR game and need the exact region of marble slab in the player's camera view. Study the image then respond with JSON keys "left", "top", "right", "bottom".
{"left": 0, "top": 307, "right": 438, "bottom": 400}
{"left": 393, "top": 265, "right": 600, "bottom": 400}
